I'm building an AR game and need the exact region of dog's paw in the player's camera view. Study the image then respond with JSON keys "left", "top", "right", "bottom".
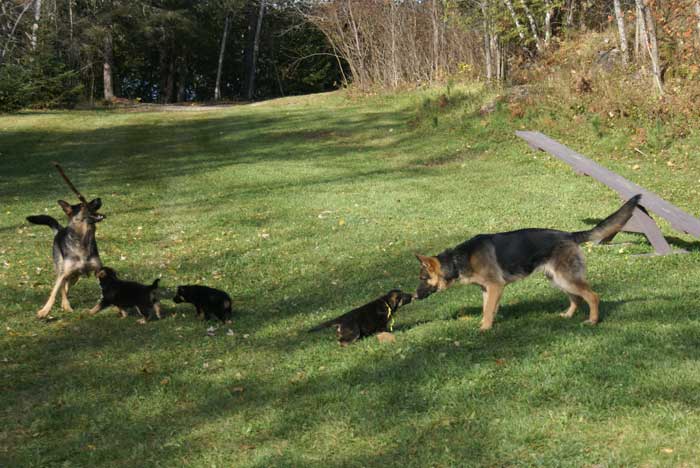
{"left": 137, "top": 318, "right": 147, "bottom": 325}
{"left": 36, "top": 309, "right": 51, "bottom": 319}
{"left": 583, "top": 319, "right": 599, "bottom": 326}
{"left": 61, "top": 304, "right": 74, "bottom": 313}
{"left": 559, "top": 312, "right": 574, "bottom": 319}
{"left": 479, "top": 324, "right": 493, "bottom": 332}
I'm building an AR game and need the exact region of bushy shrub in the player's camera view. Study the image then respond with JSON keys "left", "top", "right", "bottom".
{"left": 0, "top": 54, "right": 82, "bottom": 112}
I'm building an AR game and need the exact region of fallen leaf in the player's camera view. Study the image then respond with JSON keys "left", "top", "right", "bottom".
{"left": 661, "top": 448, "right": 674, "bottom": 454}
{"left": 495, "top": 358, "right": 506, "bottom": 366}
{"left": 376, "top": 332, "right": 396, "bottom": 344}
{"left": 160, "top": 377, "right": 170, "bottom": 385}
{"left": 230, "top": 386, "right": 245, "bottom": 393}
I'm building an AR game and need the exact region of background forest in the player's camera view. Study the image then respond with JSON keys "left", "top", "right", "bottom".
{"left": 2, "top": 0, "right": 700, "bottom": 112}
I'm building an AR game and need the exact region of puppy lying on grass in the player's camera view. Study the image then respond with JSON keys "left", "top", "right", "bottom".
{"left": 90, "top": 267, "right": 161, "bottom": 323}
{"left": 173, "top": 285, "right": 233, "bottom": 322}
{"left": 308, "top": 289, "right": 414, "bottom": 346}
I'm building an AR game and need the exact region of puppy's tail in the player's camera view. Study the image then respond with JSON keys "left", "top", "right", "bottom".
{"left": 26, "top": 215, "right": 62, "bottom": 234}
{"left": 572, "top": 194, "right": 641, "bottom": 244}
{"left": 150, "top": 278, "right": 160, "bottom": 289}
{"left": 308, "top": 318, "right": 340, "bottom": 332}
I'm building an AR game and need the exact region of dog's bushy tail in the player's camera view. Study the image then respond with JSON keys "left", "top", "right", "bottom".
{"left": 150, "top": 278, "right": 160, "bottom": 289}
{"left": 308, "top": 318, "right": 340, "bottom": 332}
{"left": 26, "top": 215, "right": 62, "bottom": 234}
{"left": 572, "top": 194, "right": 641, "bottom": 244}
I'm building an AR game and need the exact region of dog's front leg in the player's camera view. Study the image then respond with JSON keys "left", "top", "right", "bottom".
{"left": 89, "top": 299, "right": 108, "bottom": 315}
{"left": 37, "top": 274, "right": 69, "bottom": 318}
{"left": 153, "top": 302, "right": 162, "bottom": 320}
{"left": 480, "top": 283, "right": 504, "bottom": 331}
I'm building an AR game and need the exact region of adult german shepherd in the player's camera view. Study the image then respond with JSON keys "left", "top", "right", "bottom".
{"left": 27, "top": 198, "right": 105, "bottom": 319}
{"left": 414, "top": 195, "right": 641, "bottom": 330}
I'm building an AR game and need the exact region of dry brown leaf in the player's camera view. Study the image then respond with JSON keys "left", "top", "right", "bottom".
{"left": 376, "top": 332, "right": 396, "bottom": 344}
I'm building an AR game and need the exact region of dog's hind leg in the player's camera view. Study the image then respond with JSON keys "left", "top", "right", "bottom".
{"left": 37, "top": 274, "right": 68, "bottom": 318}
{"left": 559, "top": 293, "right": 583, "bottom": 319}
{"left": 60, "top": 275, "right": 79, "bottom": 312}
{"left": 548, "top": 244, "right": 600, "bottom": 324}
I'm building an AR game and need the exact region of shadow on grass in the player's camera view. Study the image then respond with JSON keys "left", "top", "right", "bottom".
{"left": 0, "top": 106, "right": 426, "bottom": 204}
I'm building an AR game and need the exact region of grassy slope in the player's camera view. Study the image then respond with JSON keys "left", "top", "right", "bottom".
{"left": 1, "top": 87, "right": 699, "bottom": 467}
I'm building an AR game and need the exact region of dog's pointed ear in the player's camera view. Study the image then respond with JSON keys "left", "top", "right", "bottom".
{"left": 415, "top": 253, "right": 439, "bottom": 272}
{"left": 57, "top": 200, "right": 73, "bottom": 216}
{"left": 88, "top": 198, "right": 102, "bottom": 211}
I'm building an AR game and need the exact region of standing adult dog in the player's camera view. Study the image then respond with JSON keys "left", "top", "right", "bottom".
{"left": 27, "top": 198, "right": 105, "bottom": 318}
{"left": 414, "top": 195, "right": 641, "bottom": 330}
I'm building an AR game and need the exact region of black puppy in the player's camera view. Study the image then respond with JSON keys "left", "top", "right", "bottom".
{"left": 90, "top": 267, "right": 162, "bottom": 322}
{"left": 173, "top": 285, "right": 233, "bottom": 322}
{"left": 308, "top": 289, "right": 413, "bottom": 346}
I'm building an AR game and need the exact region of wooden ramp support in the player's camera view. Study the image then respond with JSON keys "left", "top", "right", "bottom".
{"left": 516, "top": 131, "right": 700, "bottom": 255}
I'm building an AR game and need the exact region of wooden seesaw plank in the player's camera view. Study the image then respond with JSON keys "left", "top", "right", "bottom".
{"left": 516, "top": 130, "right": 700, "bottom": 255}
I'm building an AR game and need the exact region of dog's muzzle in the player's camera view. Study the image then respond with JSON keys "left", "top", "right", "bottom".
{"left": 415, "top": 283, "right": 437, "bottom": 300}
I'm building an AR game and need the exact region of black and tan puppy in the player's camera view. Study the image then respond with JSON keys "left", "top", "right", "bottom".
{"left": 414, "top": 195, "right": 642, "bottom": 330}
{"left": 90, "top": 267, "right": 162, "bottom": 322}
{"left": 27, "top": 198, "right": 105, "bottom": 318}
{"left": 173, "top": 285, "right": 232, "bottom": 322}
{"left": 308, "top": 289, "right": 413, "bottom": 346}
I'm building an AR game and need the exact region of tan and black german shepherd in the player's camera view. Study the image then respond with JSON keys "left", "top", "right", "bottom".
{"left": 414, "top": 195, "right": 641, "bottom": 330}
{"left": 27, "top": 199, "right": 105, "bottom": 319}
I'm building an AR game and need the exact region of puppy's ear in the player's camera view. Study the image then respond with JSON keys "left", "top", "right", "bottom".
{"left": 96, "top": 269, "right": 107, "bottom": 279}
{"left": 415, "top": 254, "right": 439, "bottom": 273}
{"left": 58, "top": 200, "right": 73, "bottom": 216}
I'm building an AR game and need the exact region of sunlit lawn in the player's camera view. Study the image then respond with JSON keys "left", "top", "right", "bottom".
{"left": 1, "top": 87, "right": 700, "bottom": 466}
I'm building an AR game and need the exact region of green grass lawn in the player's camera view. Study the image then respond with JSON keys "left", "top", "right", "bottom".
{"left": 1, "top": 86, "right": 700, "bottom": 467}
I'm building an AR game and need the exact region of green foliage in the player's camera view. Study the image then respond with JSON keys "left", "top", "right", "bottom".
{"left": 0, "top": 64, "right": 33, "bottom": 112}
{"left": 0, "top": 57, "right": 81, "bottom": 112}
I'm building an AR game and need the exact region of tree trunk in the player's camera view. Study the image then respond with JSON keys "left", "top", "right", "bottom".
{"left": 431, "top": 0, "right": 440, "bottom": 82}
{"left": 246, "top": 0, "right": 266, "bottom": 100}
{"left": 390, "top": 0, "right": 398, "bottom": 87}
{"left": 521, "top": 0, "right": 542, "bottom": 52}
{"left": 636, "top": 0, "right": 663, "bottom": 94}
{"left": 1, "top": 1, "right": 33, "bottom": 63}
{"left": 103, "top": 31, "right": 115, "bottom": 101}
{"left": 214, "top": 14, "right": 230, "bottom": 101}
{"left": 30, "top": 0, "right": 42, "bottom": 50}
{"left": 164, "top": 52, "right": 176, "bottom": 103}
{"left": 613, "top": 0, "right": 629, "bottom": 64}
{"left": 177, "top": 58, "right": 187, "bottom": 102}
{"left": 543, "top": 0, "right": 553, "bottom": 47}
{"left": 503, "top": 0, "right": 525, "bottom": 41}
{"left": 566, "top": 0, "right": 575, "bottom": 28}
{"left": 695, "top": 1, "right": 700, "bottom": 46}
{"left": 481, "top": 1, "right": 492, "bottom": 81}
{"left": 68, "top": 0, "right": 73, "bottom": 43}
{"left": 634, "top": 1, "right": 645, "bottom": 59}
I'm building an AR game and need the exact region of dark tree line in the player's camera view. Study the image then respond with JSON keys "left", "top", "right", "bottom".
{"left": 0, "top": 0, "right": 343, "bottom": 110}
